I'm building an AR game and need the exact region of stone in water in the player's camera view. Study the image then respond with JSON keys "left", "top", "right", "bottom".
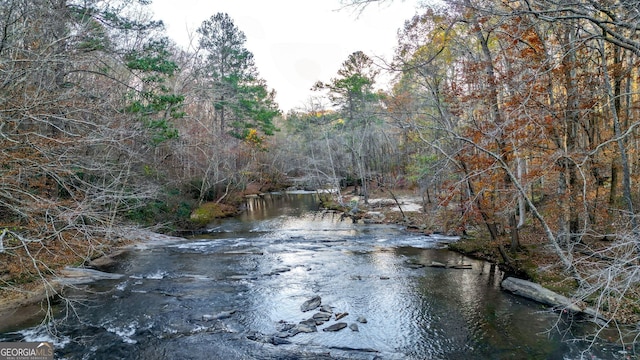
{"left": 323, "top": 322, "right": 347, "bottom": 332}
{"left": 300, "top": 295, "right": 321, "bottom": 312}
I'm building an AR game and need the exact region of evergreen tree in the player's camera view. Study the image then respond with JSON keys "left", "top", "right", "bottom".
{"left": 196, "top": 13, "right": 279, "bottom": 142}
{"left": 313, "top": 51, "right": 379, "bottom": 123}
{"left": 312, "top": 51, "right": 383, "bottom": 202}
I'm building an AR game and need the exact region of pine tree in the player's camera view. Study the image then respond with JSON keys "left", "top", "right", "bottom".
{"left": 196, "top": 13, "right": 279, "bottom": 143}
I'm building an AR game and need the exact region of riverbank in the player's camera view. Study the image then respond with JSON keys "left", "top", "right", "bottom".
{"left": 343, "top": 187, "right": 640, "bottom": 328}
{"left": 0, "top": 230, "right": 187, "bottom": 333}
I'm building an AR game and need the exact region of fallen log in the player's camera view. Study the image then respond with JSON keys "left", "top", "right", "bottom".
{"left": 427, "top": 261, "right": 472, "bottom": 269}
{"left": 501, "top": 277, "right": 607, "bottom": 325}
{"left": 450, "top": 264, "right": 473, "bottom": 270}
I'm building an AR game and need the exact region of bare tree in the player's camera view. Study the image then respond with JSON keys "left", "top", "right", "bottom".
{"left": 0, "top": 0, "right": 184, "bottom": 323}
{"left": 343, "top": 0, "right": 640, "bottom": 351}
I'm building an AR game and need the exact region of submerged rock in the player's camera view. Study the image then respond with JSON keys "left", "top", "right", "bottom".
{"left": 406, "top": 260, "right": 425, "bottom": 269}
{"left": 211, "top": 310, "right": 236, "bottom": 320}
{"left": 290, "top": 321, "right": 317, "bottom": 335}
{"left": 275, "top": 321, "right": 296, "bottom": 333}
{"left": 201, "top": 314, "right": 215, "bottom": 322}
{"left": 274, "top": 331, "right": 292, "bottom": 339}
{"left": 199, "top": 310, "right": 236, "bottom": 322}
{"left": 323, "top": 322, "right": 347, "bottom": 332}
{"left": 246, "top": 332, "right": 268, "bottom": 343}
{"left": 227, "top": 274, "right": 258, "bottom": 280}
{"left": 87, "top": 249, "right": 127, "bottom": 271}
{"left": 300, "top": 295, "right": 321, "bottom": 312}
{"left": 246, "top": 331, "right": 291, "bottom": 345}
{"left": 270, "top": 336, "right": 291, "bottom": 345}
{"left": 266, "top": 267, "right": 291, "bottom": 276}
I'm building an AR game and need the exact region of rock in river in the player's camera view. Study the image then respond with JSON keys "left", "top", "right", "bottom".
{"left": 335, "top": 312, "right": 349, "bottom": 320}
{"left": 300, "top": 295, "right": 321, "bottom": 312}
{"left": 217, "top": 309, "right": 237, "bottom": 319}
{"left": 271, "top": 336, "right": 292, "bottom": 345}
{"left": 290, "top": 321, "right": 317, "bottom": 336}
{"left": 275, "top": 320, "right": 296, "bottom": 333}
{"left": 323, "top": 322, "right": 347, "bottom": 332}
{"left": 312, "top": 311, "right": 332, "bottom": 325}
{"left": 246, "top": 331, "right": 291, "bottom": 346}
{"left": 57, "top": 266, "right": 124, "bottom": 285}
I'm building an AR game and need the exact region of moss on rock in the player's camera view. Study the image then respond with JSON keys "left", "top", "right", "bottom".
{"left": 190, "top": 202, "right": 238, "bottom": 225}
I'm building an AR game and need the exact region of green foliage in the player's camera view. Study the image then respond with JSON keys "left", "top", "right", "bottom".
{"left": 125, "top": 39, "right": 179, "bottom": 77}
{"left": 197, "top": 13, "right": 280, "bottom": 139}
{"left": 146, "top": 119, "right": 179, "bottom": 145}
{"left": 313, "top": 51, "right": 380, "bottom": 119}
{"left": 80, "top": 6, "right": 163, "bottom": 32}
{"left": 124, "top": 38, "right": 184, "bottom": 145}
{"left": 197, "top": 13, "right": 251, "bottom": 72}
{"left": 175, "top": 201, "right": 192, "bottom": 219}
{"left": 229, "top": 84, "right": 281, "bottom": 140}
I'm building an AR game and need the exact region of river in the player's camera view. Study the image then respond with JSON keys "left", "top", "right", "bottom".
{"left": 0, "top": 192, "right": 627, "bottom": 359}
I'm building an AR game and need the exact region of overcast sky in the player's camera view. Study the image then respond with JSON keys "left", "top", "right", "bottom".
{"left": 150, "top": 0, "right": 422, "bottom": 112}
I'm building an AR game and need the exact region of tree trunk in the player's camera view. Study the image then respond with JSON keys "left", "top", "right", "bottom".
{"left": 558, "top": 24, "right": 581, "bottom": 245}
{"left": 517, "top": 155, "right": 526, "bottom": 228}
{"left": 461, "top": 162, "right": 499, "bottom": 241}
{"left": 509, "top": 213, "right": 520, "bottom": 253}
{"left": 609, "top": 160, "right": 618, "bottom": 206}
{"left": 599, "top": 40, "right": 640, "bottom": 246}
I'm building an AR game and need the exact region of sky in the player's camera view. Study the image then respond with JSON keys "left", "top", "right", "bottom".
{"left": 150, "top": 0, "right": 423, "bottom": 112}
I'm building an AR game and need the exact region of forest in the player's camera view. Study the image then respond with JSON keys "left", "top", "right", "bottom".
{"left": 1, "top": 0, "right": 640, "bottom": 349}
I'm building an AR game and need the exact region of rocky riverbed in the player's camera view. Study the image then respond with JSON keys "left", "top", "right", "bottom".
{"left": 0, "top": 192, "right": 628, "bottom": 359}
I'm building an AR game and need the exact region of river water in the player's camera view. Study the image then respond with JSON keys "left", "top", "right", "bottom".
{"left": 0, "top": 192, "right": 627, "bottom": 359}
